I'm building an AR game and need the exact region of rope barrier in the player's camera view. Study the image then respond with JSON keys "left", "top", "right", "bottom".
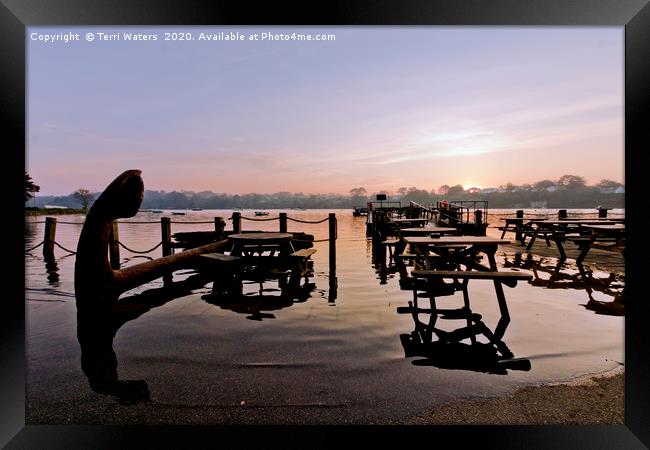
{"left": 117, "top": 241, "right": 163, "bottom": 254}
{"left": 240, "top": 215, "right": 280, "bottom": 221}
{"left": 25, "top": 241, "right": 44, "bottom": 252}
{"left": 287, "top": 217, "right": 329, "bottom": 224}
{"left": 53, "top": 241, "right": 77, "bottom": 254}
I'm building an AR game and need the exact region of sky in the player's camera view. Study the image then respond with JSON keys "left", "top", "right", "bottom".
{"left": 27, "top": 27, "right": 624, "bottom": 196}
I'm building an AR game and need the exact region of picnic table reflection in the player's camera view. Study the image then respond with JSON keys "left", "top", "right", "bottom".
{"left": 502, "top": 253, "right": 624, "bottom": 316}
{"left": 202, "top": 280, "right": 317, "bottom": 321}
{"left": 397, "top": 299, "right": 531, "bottom": 375}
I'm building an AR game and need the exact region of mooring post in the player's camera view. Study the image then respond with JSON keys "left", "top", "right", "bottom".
{"left": 558, "top": 209, "right": 567, "bottom": 220}
{"left": 597, "top": 207, "right": 608, "bottom": 218}
{"left": 329, "top": 213, "right": 337, "bottom": 271}
{"left": 214, "top": 217, "right": 226, "bottom": 240}
{"left": 108, "top": 221, "right": 120, "bottom": 269}
{"left": 161, "top": 216, "right": 173, "bottom": 285}
{"left": 232, "top": 212, "right": 241, "bottom": 233}
{"left": 515, "top": 209, "right": 524, "bottom": 242}
{"left": 279, "top": 212, "right": 288, "bottom": 233}
{"left": 161, "top": 217, "right": 172, "bottom": 257}
{"left": 43, "top": 216, "right": 57, "bottom": 260}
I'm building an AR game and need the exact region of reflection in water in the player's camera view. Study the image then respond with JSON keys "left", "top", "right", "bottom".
{"left": 370, "top": 239, "right": 409, "bottom": 287}
{"left": 503, "top": 252, "right": 624, "bottom": 316}
{"left": 398, "top": 300, "right": 531, "bottom": 375}
{"left": 202, "top": 279, "right": 317, "bottom": 321}
{"left": 76, "top": 273, "right": 211, "bottom": 404}
{"left": 77, "top": 266, "right": 327, "bottom": 402}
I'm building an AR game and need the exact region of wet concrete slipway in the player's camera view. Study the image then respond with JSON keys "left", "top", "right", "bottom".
{"left": 25, "top": 209, "right": 624, "bottom": 424}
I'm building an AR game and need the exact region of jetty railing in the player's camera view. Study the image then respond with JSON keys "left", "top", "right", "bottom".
{"left": 26, "top": 212, "right": 337, "bottom": 271}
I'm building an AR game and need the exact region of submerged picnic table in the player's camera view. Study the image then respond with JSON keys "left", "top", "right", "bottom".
{"left": 228, "top": 232, "right": 295, "bottom": 257}
{"left": 401, "top": 235, "right": 531, "bottom": 353}
{"left": 390, "top": 218, "right": 430, "bottom": 227}
{"left": 574, "top": 224, "right": 625, "bottom": 264}
{"left": 521, "top": 220, "right": 624, "bottom": 260}
{"left": 398, "top": 226, "right": 457, "bottom": 237}
{"left": 200, "top": 232, "right": 316, "bottom": 296}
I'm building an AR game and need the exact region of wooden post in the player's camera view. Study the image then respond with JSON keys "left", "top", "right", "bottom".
{"left": 108, "top": 221, "right": 120, "bottom": 269}
{"left": 329, "top": 213, "right": 337, "bottom": 271}
{"left": 161, "top": 217, "right": 172, "bottom": 257}
{"left": 515, "top": 209, "right": 524, "bottom": 242}
{"left": 558, "top": 209, "right": 567, "bottom": 219}
{"left": 232, "top": 212, "right": 241, "bottom": 234}
{"left": 597, "top": 207, "right": 607, "bottom": 218}
{"left": 43, "top": 217, "right": 57, "bottom": 260}
{"left": 279, "top": 212, "right": 288, "bottom": 233}
{"left": 214, "top": 217, "right": 226, "bottom": 240}
{"left": 161, "top": 216, "right": 173, "bottom": 285}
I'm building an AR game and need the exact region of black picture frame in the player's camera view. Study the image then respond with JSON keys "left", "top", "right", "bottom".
{"left": 3, "top": 0, "right": 649, "bottom": 448}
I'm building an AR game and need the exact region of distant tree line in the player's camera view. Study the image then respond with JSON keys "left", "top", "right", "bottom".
{"left": 27, "top": 173, "right": 624, "bottom": 210}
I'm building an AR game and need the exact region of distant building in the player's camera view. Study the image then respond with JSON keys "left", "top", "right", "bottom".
{"left": 480, "top": 187, "right": 498, "bottom": 193}
{"left": 599, "top": 186, "right": 625, "bottom": 194}
{"left": 44, "top": 205, "right": 69, "bottom": 209}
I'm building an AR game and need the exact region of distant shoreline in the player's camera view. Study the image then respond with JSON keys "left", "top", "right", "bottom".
{"left": 25, "top": 207, "right": 86, "bottom": 216}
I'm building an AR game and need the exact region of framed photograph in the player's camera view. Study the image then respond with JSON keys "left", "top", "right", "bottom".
{"left": 5, "top": 0, "right": 649, "bottom": 447}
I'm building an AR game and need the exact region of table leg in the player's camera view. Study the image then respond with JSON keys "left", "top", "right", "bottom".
{"left": 526, "top": 229, "right": 538, "bottom": 250}
{"left": 487, "top": 250, "right": 510, "bottom": 341}
{"left": 554, "top": 237, "right": 567, "bottom": 260}
{"left": 461, "top": 279, "right": 476, "bottom": 345}
{"left": 576, "top": 239, "right": 593, "bottom": 264}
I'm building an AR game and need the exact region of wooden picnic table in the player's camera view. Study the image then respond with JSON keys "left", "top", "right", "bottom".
{"left": 498, "top": 217, "right": 527, "bottom": 241}
{"left": 201, "top": 232, "right": 317, "bottom": 296}
{"left": 228, "top": 232, "right": 295, "bottom": 257}
{"left": 572, "top": 224, "right": 625, "bottom": 264}
{"left": 522, "top": 219, "right": 617, "bottom": 255}
{"left": 398, "top": 226, "right": 457, "bottom": 236}
{"left": 404, "top": 236, "right": 510, "bottom": 270}
{"left": 390, "top": 218, "right": 430, "bottom": 227}
{"left": 521, "top": 220, "right": 624, "bottom": 259}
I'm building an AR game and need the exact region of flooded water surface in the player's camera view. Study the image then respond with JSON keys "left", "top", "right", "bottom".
{"left": 24, "top": 209, "right": 624, "bottom": 424}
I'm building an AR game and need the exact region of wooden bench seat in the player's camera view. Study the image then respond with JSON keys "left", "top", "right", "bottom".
{"left": 290, "top": 248, "right": 317, "bottom": 259}
{"left": 412, "top": 270, "right": 532, "bottom": 288}
{"left": 286, "top": 248, "right": 317, "bottom": 285}
{"left": 200, "top": 253, "right": 243, "bottom": 264}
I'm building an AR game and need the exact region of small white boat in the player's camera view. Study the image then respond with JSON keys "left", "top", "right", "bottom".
{"left": 254, "top": 211, "right": 270, "bottom": 216}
